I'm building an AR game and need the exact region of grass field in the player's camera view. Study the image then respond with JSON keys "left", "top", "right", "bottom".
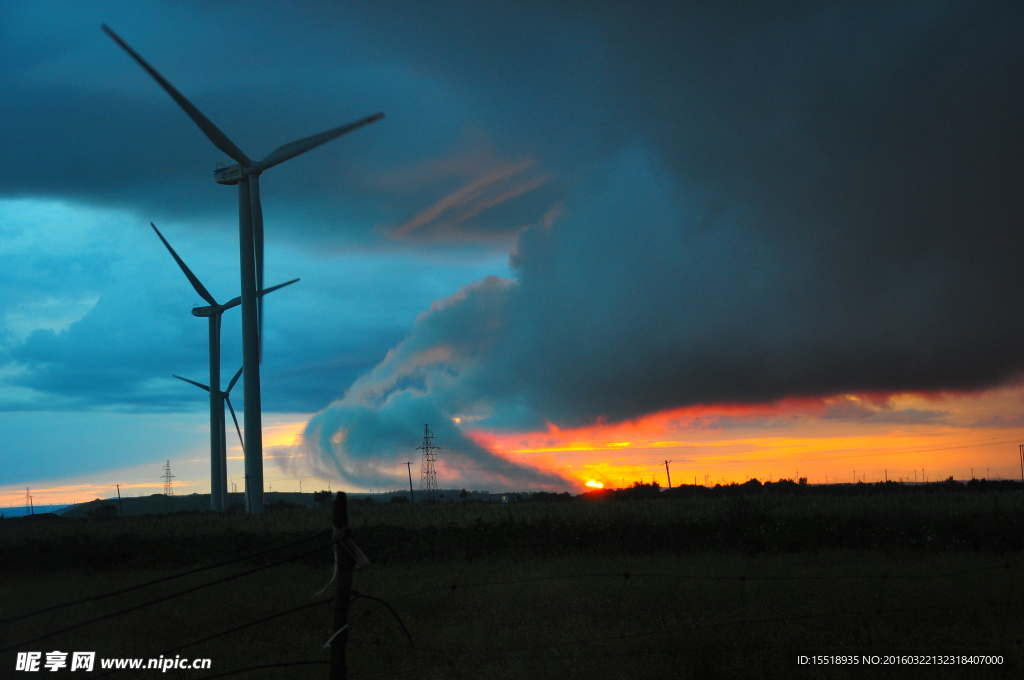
{"left": 2, "top": 489, "right": 1022, "bottom": 678}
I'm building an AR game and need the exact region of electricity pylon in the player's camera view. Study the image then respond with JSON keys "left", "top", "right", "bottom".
{"left": 161, "top": 460, "right": 175, "bottom": 496}
{"left": 417, "top": 425, "right": 440, "bottom": 501}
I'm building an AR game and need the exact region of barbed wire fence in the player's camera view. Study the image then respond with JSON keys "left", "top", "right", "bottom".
{"left": 1, "top": 493, "right": 384, "bottom": 679}
{"left": 3, "top": 493, "right": 1020, "bottom": 678}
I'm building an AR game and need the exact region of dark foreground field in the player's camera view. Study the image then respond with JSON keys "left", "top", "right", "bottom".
{"left": 2, "top": 487, "right": 1023, "bottom": 679}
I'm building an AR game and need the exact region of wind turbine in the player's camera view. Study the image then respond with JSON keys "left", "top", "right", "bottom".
{"left": 104, "top": 24, "right": 383, "bottom": 513}
{"left": 152, "top": 222, "right": 297, "bottom": 511}
{"left": 174, "top": 367, "right": 245, "bottom": 510}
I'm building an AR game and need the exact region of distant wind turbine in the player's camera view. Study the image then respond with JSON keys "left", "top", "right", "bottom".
{"left": 174, "top": 367, "right": 244, "bottom": 509}
{"left": 151, "top": 222, "right": 297, "bottom": 511}
{"left": 104, "top": 24, "right": 383, "bottom": 513}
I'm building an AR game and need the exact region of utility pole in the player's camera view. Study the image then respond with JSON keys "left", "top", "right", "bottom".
{"left": 25, "top": 488, "right": 33, "bottom": 516}
{"left": 663, "top": 460, "right": 673, "bottom": 489}
{"left": 405, "top": 462, "right": 415, "bottom": 502}
{"left": 417, "top": 424, "right": 440, "bottom": 501}
{"left": 116, "top": 484, "right": 124, "bottom": 517}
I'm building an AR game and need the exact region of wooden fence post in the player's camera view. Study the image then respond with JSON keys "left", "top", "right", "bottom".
{"left": 328, "top": 492, "right": 353, "bottom": 680}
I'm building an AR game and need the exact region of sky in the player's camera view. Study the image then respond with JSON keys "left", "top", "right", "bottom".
{"left": 2, "top": 1, "right": 1024, "bottom": 508}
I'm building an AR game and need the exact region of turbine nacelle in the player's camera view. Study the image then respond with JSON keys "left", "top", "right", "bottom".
{"left": 192, "top": 305, "right": 215, "bottom": 317}
{"left": 213, "top": 164, "right": 244, "bottom": 185}
{"left": 214, "top": 161, "right": 265, "bottom": 185}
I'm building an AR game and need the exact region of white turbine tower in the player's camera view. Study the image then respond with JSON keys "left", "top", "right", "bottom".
{"left": 104, "top": 25, "right": 383, "bottom": 513}
{"left": 151, "top": 223, "right": 297, "bottom": 511}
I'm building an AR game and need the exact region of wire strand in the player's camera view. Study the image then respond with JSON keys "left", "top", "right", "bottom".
{"left": 351, "top": 590, "right": 415, "bottom": 649}
{"left": 89, "top": 599, "right": 332, "bottom": 679}
{"left": 0, "top": 530, "right": 331, "bottom": 626}
{"left": 0, "top": 539, "right": 336, "bottom": 653}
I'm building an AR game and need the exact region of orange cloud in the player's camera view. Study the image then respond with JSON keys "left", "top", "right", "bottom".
{"left": 378, "top": 139, "right": 552, "bottom": 242}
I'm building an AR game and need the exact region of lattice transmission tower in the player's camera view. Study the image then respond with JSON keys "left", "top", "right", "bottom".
{"left": 417, "top": 424, "right": 441, "bottom": 501}
{"left": 161, "top": 460, "right": 175, "bottom": 496}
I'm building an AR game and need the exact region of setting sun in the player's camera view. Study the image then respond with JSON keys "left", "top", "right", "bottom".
{"left": 585, "top": 480, "right": 604, "bottom": 489}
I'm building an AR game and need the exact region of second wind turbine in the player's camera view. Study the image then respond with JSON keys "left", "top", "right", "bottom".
{"left": 152, "top": 223, "right": 297, "bottom": 512}
{"left": 104, "top": 25, "right": 383, "bottom": 513}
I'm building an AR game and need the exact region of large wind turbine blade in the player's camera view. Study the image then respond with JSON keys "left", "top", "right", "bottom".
{"left": 173, "top": 374, "right": 211, "bottom": 392}
{"left": 101, "top": 24, "right": 252, "bottom": 167}
{"left": 225, "top": 395, "right": 244, "bottom": 453}
{"left": 151, "top": 223, "right": 218, "bottom": 306}
{"left": 257, "top": 278, "right": 300, "bottom": 297}
{"left": 225, "top": 366, "right": 244, "bottom": 394}
{"left": 258, "top": 113, "right": 384, "bottom": 171}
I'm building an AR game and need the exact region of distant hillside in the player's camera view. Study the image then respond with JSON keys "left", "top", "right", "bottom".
{"left": 56, "top": 488, "right": 513, "bottom": 517}
{"left": 59, "top": 492, "right": 314, "bottom": 517}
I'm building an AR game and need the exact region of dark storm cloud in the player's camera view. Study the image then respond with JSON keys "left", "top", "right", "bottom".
{"left": 306, "top": 0, "right": 1024, "bottom": 453}
{"left": 605, "top": 2, "right": 1024, "bottom": 272}
{"left": 523, "top": 0, "right": 1024, "bottom": 419}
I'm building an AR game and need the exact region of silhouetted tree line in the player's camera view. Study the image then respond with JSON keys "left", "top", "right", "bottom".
{"left": 270, "top": 478, "right": 1024, "bottom": 510}
{"left": 524, "top": 491, "right": 574, "bottom": 503}
{"left": 573, "top": 477, "right": 1023, "bottom": 501}
{"left": 579, "top": 481, "right": 664, "bottom": 502}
